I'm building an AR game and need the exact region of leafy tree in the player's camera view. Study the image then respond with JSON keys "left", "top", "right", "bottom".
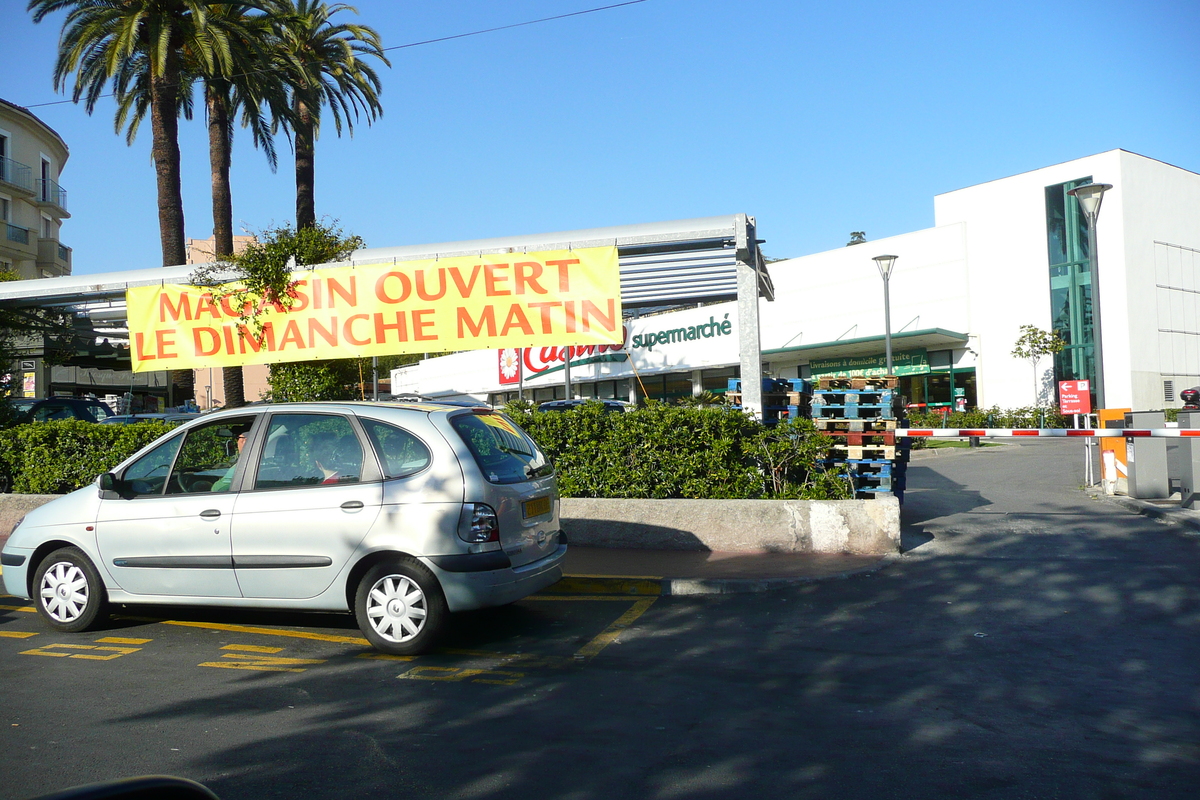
{"left": 847, "top": 231, "right": 867, "bottom": 246}
{"left": 270, "top": 0, "right": 389, "bottom": 228}
{"left": 1011, "top": 324, "right": 1066, "bottom": 406}
{"left": 190, "top": 221, "right": 392, "bottom": 403}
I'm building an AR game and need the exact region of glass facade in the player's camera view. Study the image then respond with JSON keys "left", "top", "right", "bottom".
{"left": 1045, "top": 177, "right": 1096, "bottom": 403}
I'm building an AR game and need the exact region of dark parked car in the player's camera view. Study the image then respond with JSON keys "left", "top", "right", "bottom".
{"left": 12, "top": 397, "right": 114, "bottom": 423}
{"left": 537, "top": 399, "right": 630, "bottom": 413}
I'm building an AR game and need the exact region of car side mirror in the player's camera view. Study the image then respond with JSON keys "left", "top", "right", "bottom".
{"left": 98, "top": 473, "right": 116, "bottom": 492}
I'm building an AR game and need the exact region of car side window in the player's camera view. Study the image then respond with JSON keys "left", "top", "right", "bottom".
{"left": 254, "top": 414, "right": 363, "bottom": 490}
{"left": 121, "top": 436, "right": 184, "bottom": 496}
{"left": 362, "top": 420, "right": 432, "bottom": 479}
{"left": 33, "top": 402, "right": 70, "bottom": 422}
{"left": 164, "top": 416, "right": 256, "bottom": 495}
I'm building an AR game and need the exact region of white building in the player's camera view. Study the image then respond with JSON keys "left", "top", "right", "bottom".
{"left": 396, "top": 150, "right": 1200, "bottom": 414}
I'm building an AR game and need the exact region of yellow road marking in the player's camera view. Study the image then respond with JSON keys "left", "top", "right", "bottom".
{"left": 574, "top": 597, "right": 657, "bottom": 660}
{"left": 524, "top": 595, "right": 655, "bottom": 602}
{"left": 221, "top": 643, "right": 283, "bottom": 653}
{"left": 0, "top": 631, "right": 38, "bottom": 639}
{"left": 199, "top": 653, "right": 326, "bottom": 673}
{"left": 96, "top": 637, "right": 152, "bottom": 645}
{"left": 162, "top": 619, "right": 369, "bottom": 646}
{"left": 542, "top": 576, "right": 661, "bottom": 596}
{"left": 21, "top": 643, "right": 140, "bottom": 661}
{"left": 356, "top": 652, "right": 416, "bottom": 662}
{"left": 0, "top": 604, "right": 36, "bottom": 613}
{"left": 564, "top": 573, "right": 664, "bottom": 580}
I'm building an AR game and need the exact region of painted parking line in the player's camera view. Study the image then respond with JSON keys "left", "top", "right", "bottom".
{"left": 162, "top": 619, "right": 371, "bottom": 646}
{"left": 21, "top": 643, "right": 142, "bottom": 661}
{"left": 545, "top": 576, "right": 662, "bottom": 596}
{"left": 0, "top": 631, "right": 38, "bottom": 639}
{"left": 0, "top": 603, "right": 36, "bottom": 613}
{"left": 199, "top": 644, "right": 327, "bottom": 673}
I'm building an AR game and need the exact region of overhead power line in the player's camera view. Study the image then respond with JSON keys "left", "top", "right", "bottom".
{"left": 21, "top": 0, "right": 649, "bottom": 110}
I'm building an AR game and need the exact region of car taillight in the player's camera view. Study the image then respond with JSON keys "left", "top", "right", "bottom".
{"left": 458, "top": 503, "right": 499, "bottom": 543}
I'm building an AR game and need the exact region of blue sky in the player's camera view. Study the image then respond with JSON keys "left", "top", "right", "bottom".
{"left": 2, "top": 0, "right": 1198, "bottom": 276}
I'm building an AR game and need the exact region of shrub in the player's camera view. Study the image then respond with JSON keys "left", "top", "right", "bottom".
{"left": 0, "top": 420, "right": 174, "bottom": 494}
{"left": 506, "top": 401, "right": 851, "bottom": 500}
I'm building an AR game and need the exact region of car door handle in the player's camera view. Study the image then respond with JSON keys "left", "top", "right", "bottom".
{"left": 200, "top": 509, "right": 221, "bottom": 519}
{"left": 341, "top": 501, "right": 364, "bottom": 510}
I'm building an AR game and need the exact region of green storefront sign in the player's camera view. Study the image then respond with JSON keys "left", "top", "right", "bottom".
{"left": 809, "top": 348, "right": 929, "bottom": 378}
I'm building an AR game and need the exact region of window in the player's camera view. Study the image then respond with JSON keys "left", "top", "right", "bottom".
{"left": 1046, "top": 178, "right": 1096, "bottom": 400}
{"left": 166, "top": 416, "right": 255, "bottom": 494}
{"left": 0, "top": 196, "right": 9, "bottom": 222}
{"left": 449, "top": 412, "right": 551, "bottom": 484}
{"left": 122, "top": 435, "right": 185, "bottom": 496}
{"left": 362, "top": 420, "right": 432, "bottom": 479}
{"left": 41, "top": 215, "right": 52, "bottom": 240}
{"left": 253, "top": 414, "right": 363, "bottom": 489}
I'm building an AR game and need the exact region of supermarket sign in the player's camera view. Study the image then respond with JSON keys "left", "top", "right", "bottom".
{"left": 498, "top": 311, "right": 739, "bottom": 385}
{"left": 126, "top": 246, "right": 622, "bottom": 372}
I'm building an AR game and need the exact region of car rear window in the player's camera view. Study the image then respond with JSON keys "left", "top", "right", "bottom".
{"left": 449, "top": 412, "right": 552, "bottom": 484}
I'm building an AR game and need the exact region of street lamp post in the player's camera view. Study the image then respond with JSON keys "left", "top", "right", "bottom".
{"left": 873, "top": 255, "right": 899, "bottom": 375}
{"left": 1067, "top": 183, "right": 1113, "bottom": 410}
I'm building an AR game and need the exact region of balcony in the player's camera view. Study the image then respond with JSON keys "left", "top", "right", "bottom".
{"left": 6, "top": 223, "right": 31, "bottom": 246}
{"left": 37, "top": 237, "right": 71, "bottom": 274}
{"left": 0, "top": 157, "right": 34, "bottom": 195}
{"left": 35, "top": 178, "right": 69, "bottom": 217}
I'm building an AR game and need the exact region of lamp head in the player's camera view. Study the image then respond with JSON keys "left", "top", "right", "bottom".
{"left": 1067, "top": 183, "right": 1113, "bottom": 219}
{"left": 873, "top": 254, "right": 898, "bottom": 280}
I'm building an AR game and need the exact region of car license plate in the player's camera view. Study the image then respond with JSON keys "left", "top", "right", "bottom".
{"left": 523, "top": 496, "right": 551, "bottom": 519}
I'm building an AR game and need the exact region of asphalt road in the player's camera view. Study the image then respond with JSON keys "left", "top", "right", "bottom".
{"left": 2, "top": 438, "right": 1198, "bottom": 799}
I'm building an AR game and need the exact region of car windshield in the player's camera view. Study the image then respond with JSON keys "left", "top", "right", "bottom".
{"left": 449, "top": 412, "right": 552, "bottom": 484}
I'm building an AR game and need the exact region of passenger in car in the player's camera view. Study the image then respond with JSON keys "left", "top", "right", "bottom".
{"left": 210, "top": 427, "right": 251, "bottom": 492}
{"left": 311, "top": 436, "right": 345, "bottom": 484}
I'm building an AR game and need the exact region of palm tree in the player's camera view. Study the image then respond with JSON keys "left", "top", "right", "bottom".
{"left": 271, "top": 0, "right": 388, "bottom": 229}
{"left": 191, "top": 3, "right": 287, "bottom": 407}
{"left": 29, "top": 0, "right": 243, "bottom": 269}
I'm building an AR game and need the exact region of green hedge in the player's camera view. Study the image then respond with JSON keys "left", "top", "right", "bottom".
{"left": 0, "top": 420, "right": 174, "bottom": 494}
{"left": 505, "top": 401, "right": 853, "bottom": 500}
{"left": 1, "top": 406, "right": 855, "bottom": 501}
{"left": 905, "top": 405, "right": 1068, "bottom": 429}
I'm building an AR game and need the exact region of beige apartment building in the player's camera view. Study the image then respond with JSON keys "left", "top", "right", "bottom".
{"left": 0, "top": 98, "right": 71, "bottom": 279}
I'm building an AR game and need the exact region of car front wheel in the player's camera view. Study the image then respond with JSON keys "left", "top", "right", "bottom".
{"left": 355, "top": 558, "right": 447, "bottom": 655}
{"left": 33, "top": 547, "right": 108, "bottom": 632}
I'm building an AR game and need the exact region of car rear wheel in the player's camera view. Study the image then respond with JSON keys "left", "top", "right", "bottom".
{"left": 33, "top": 547, "right": 108, "bottom": 632}
{"left": 355, "top": 558, "right": 447, "bottom": 655}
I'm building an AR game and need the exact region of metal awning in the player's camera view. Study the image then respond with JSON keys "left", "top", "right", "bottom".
{"left": 0, "top": 215, "right": 773, "bottom": 319}
{"left": 764, "top": 328, "right": 970, "bottom": 361}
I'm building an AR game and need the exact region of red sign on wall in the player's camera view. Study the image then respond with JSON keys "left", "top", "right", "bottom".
{"left": 1059, "top": 380, "right": 1092, "bottom": 414}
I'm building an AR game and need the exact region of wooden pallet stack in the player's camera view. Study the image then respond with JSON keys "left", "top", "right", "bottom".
{"left": 811, "top": 376, "right": 909, "bottom": 501}
{"left": 725, "top": 378, "right": 812, "bottom": 424}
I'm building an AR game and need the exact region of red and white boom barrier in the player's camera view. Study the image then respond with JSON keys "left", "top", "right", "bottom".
{"left": 895, "top": 428, "right": 1197, "bottom": 438}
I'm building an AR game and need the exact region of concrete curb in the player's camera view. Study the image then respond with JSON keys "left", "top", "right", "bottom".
{"left": 561, "top": 497, "right": 900, "bottom": 555}
{"left": 557, "top": 555, "right": 892, "bottom": 596}
{"left": 1093, "top": 489, "right": 1200, "bottom": 534}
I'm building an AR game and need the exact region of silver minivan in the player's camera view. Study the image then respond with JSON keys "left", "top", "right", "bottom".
{"left": 0, "top": 402, "right": 566, "bottom": 655}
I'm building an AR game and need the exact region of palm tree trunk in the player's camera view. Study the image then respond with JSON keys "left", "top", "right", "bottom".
{"left": 207, "top": 84, "right": 246, "bottom": 409}
{"left": 150, "top": 68, "right": 186, "bottom": 267}
{"left": 151, "top": 50, "right": 192, "bottom": 405}
{"left": 295, "top": 101, "right": 316, "bottom": 229}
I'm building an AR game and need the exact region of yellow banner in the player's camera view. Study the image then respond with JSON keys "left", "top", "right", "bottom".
{"left": 127, "top": 247, "right": 622, "bottom": 373}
